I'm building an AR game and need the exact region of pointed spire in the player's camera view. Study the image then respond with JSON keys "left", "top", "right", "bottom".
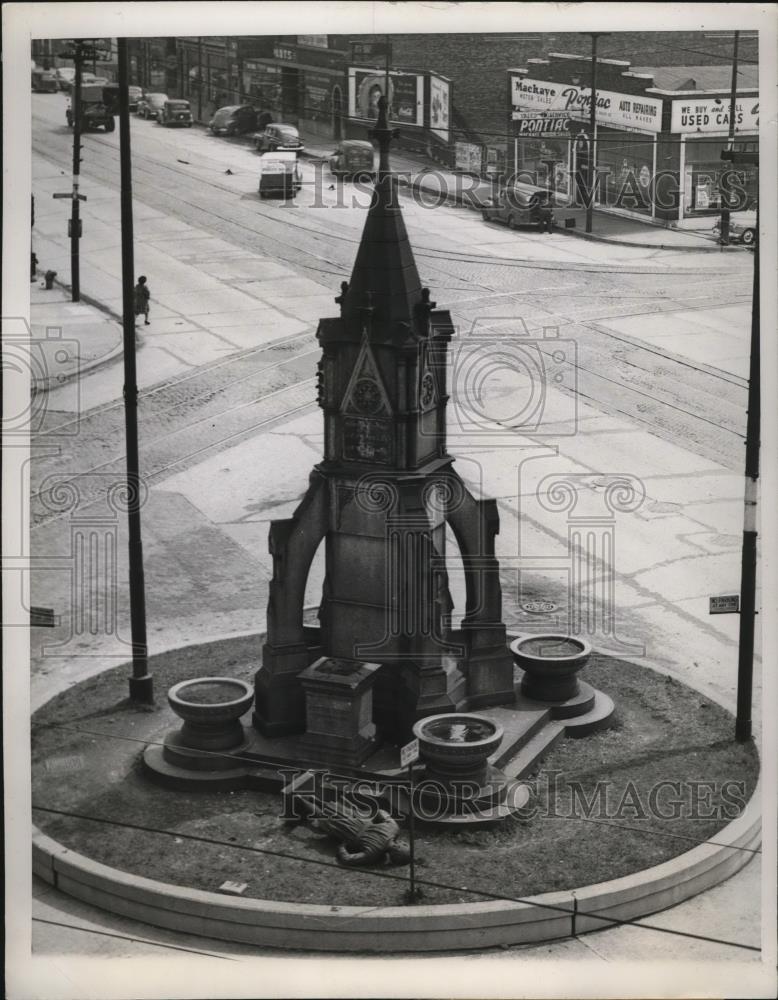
{"left": 341, "top": 96, "right": 423, "bottom": 339}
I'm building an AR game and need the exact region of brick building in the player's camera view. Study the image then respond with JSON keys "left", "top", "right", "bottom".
{"left": 350, "top": 31, "right": 757, "bottom": 170}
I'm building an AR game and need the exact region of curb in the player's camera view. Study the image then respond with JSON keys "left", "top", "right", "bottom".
{"left": 31, "top": 279, "right": 129, "bottom": 391}
{"left": 31, "top": 783, "right": 761, "bottom": 953}
{"left": 31, "top": 635, "right": 762, "bottom": 953}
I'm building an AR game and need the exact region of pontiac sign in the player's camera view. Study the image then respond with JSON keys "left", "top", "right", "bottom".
{"left": 511, "top": 76, "right": 663, "bottom": 132}
{"left": 513, "top": 111, "right": 573, "bottom": 135}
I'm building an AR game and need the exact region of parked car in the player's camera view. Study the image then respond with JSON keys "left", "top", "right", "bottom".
{"left": 253, "top": 122, "right": 304, "bottom": 154}
{"left": 137, "top": 93, "right": 168, "bottom": 119}
{"left": 258, "top": 151, "right": 302, "bottom": 199}
{"left": 159, "top": 99, "right": 193, "bottom": 127}
{"left": 209, "top": 105, "right": 257, "bottom": 136}
{"left": 128, "top": 86, "right": 143, "bottom": 112}
{"left": 713, "top": 210, "right": 757, "bottom": 246}
{"left": 31, "top": 68, "right": 59, "bottom": 93}
{"left": 55, "top": 66, "right": 76, "bottom": 91}
{"left": 481, "top": 182, "right": 555, "bottom": 230}
{"left": 328, "top": 140, "right": 375, "bottom": 179}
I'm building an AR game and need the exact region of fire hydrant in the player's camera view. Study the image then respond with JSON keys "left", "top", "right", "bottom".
{"left": 44, "top": 269, "right": 57, "bottom": 290}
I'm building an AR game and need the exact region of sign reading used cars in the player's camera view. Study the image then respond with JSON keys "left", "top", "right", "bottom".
{"left": 671, "top": 97, "right": 759, "bottom": 134}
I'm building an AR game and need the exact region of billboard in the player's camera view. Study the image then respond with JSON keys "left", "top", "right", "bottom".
{"left": 511, "top": 76, "right": 663, "bottom": 133}
{"left": 430, "top": 75, "right": 450, "bottom": 141}
{"left": 348, "top": 67, "right": 424, "bottom": 126}
{"left": 670, "top": 96, "right": 759, "bottom": 133}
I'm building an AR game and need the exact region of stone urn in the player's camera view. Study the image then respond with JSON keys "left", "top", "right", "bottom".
{"left": 413, "top": 713, "right": 504, "bottom": 793}
{"left": 510, "top": 635, "right": 592, "bottom": 702}
{"left": 167, "top": 677, "right": 254, "bottom": 753}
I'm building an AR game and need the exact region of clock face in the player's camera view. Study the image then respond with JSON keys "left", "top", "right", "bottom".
{"left": 421, "top": 371, "right": 435, "bottom": 407}
{"left": 353, "top": 377, "right": 383, "bottom": 415}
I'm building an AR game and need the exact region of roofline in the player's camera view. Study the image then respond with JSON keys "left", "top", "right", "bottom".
{"left": 547, "top": 52, "right": 631, "bottom": 66}
{"left": 646, "top": 86, "right": 759, "bottom": 97}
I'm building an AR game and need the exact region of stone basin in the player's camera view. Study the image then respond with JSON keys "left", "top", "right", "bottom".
{"left": 167, "top": 677, "right": 253, "bottom": 752}
{"left": 510, "top": 634, "right": 592, "bottom": 702}
{"left": 413, "top": 713, "right": 504, "bottom": 792}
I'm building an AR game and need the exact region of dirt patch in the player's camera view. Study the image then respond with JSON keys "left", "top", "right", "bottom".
{"left": 32, "top": 637, "right": 759, "bottom": 908}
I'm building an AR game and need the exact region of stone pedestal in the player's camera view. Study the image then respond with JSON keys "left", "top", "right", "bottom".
{"left": 300, "top": 657, "right": 380, "bottom": 766}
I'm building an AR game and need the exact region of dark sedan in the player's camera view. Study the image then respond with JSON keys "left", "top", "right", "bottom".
{"left": 209, "top": 105, "right": 257, "bottom": 136}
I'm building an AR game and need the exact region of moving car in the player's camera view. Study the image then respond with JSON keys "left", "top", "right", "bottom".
{"left": 209, "top": 105, "right": 257, "bottom": 136}
{"left": 137, "top": 92, "right": 168, "bottom": 119}
{"left": 66, "top": 84, "right": 115, "bottom": 132}
{"left": 713, "top": 210, "right": 757, "bottom": 247}
{"left": 159, "top": 99, "right": 194, "bottom": 127}
{"left": 55, "top": 66, "right": 76, "bottom": 91}
{"left": 328, "top": 140, "right": 375, "bottom": 179}
{"left": 481, "top": 182, "right": 555, "bottom": 230}
{"left": 253, "top": 122, "right": 304, "bottom": 154}
{"left": 258, "top": 151, "right": 303, "bottom": 198}
{"left": 31, "top": 68, "right": 59, "bottom": 93}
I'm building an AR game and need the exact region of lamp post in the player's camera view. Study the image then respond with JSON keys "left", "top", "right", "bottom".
{"left": 586, "top": 32, "right": 610, "bottom": 234}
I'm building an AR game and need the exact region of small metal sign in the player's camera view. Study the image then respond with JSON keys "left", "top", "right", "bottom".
{"left": 400, "top": 738, "right": 420, "bottom": 768}
{"left": 710, "top": 595, "right": 740, "bottom": 614}
{"left": 521, "top": 600, "right": 557, "bottom": 614}
{"left": 30, "top": 606, "right": 56, "bottom": 627}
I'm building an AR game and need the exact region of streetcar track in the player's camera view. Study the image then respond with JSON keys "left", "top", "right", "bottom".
{"left": 40, "top": 331, "right": 319, "bottom": 436}
{"left": 31, "top": 103, "right": 749, "bottom": 483}
{"left": 33, "top": 121, "right": 752, "bottom": 279}
{"left": 31, "top": 384, "right": 316, "bottom": 527}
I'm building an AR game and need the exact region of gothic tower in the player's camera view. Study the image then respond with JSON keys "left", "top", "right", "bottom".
{"left": 254, "top": 98, "right": 514, "bottom": 745}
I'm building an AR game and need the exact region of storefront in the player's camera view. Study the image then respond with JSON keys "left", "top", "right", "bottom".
{"left": 669, "top": 93, "right": 759, "bottom": 224}
{"left": 239, "top": 37, "right": 348, "bottom": 140}
{"left": 508, "top": 66, "right": 664, "bottom": 220}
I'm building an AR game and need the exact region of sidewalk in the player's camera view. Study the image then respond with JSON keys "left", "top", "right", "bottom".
{"left": 298, "top": 133, "right": 739, "bottom": 253}
{"left": 29, "top": 274, "right": 124, "bottom": 388}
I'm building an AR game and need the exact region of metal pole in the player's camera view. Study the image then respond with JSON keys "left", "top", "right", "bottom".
{"left": 407, "top": 762, "right": 417, "bottom": 900}
{"left": 586, "top": 33, "right": 600, "bottom": 234}
{"left": 735, "top": 197, "right": 759, "bottom": 742}
{"left": 384, "top": 35, "right": 391, "bottom": 120}
{"left": 197, "top": 37, "right": 203, "bottom": 121}
{"left": 719, "top": 30, "right": 740, "bottom": 246}
{"left": 71, "top": 42, "right": 82, "bottom": 301}
{"left": 118, "top": 38, "right": 153, "bottom": 705}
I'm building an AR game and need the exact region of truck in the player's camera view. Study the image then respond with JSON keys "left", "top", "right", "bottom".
{"left": 66, "top": 84, "right": 115, "bottom": 133}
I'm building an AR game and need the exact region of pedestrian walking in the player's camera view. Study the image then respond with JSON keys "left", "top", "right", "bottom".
{"left": 134, "top": 275, "right": 151, "bottom": 325}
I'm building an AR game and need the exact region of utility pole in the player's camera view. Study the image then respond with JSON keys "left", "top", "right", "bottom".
{"left": 719, "top": 30, "right": 740, "bottom": 246}
{"left": 71, "top": 45, "right": 83, "bottom": 301}
{"left": 53, "top": 39, "right": 90, "bottom": 301}
{"left": 197, "top": 37, "right": 203, "bottom": 121}
{"left": 118, "top": 38, "right": 153, "bottom": 705}
{"left": 384, "top": 34, "right": 391, "bottom": 119}
{"left": 586, "top": 32, "right": 610, "bottom": 234}
{"left": 721, "top": 148, "right": 759, "bottom": 742}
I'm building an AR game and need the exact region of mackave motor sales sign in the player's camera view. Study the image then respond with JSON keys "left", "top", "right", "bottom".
{"left": 512, "top": 77, "right": 662, "bottom": 132}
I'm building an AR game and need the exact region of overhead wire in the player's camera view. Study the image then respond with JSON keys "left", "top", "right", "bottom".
{"left": 31, "top": 803, "right": 761, "bottom": 953}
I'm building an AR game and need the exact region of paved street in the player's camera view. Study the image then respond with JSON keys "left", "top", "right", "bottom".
{"left": 26, "top": 91, "right": 762, "bottom": 963}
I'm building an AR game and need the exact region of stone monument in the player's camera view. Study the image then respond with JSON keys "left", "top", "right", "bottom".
{"left": 253, "top": 97, "right": 515, "bottom": 752}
